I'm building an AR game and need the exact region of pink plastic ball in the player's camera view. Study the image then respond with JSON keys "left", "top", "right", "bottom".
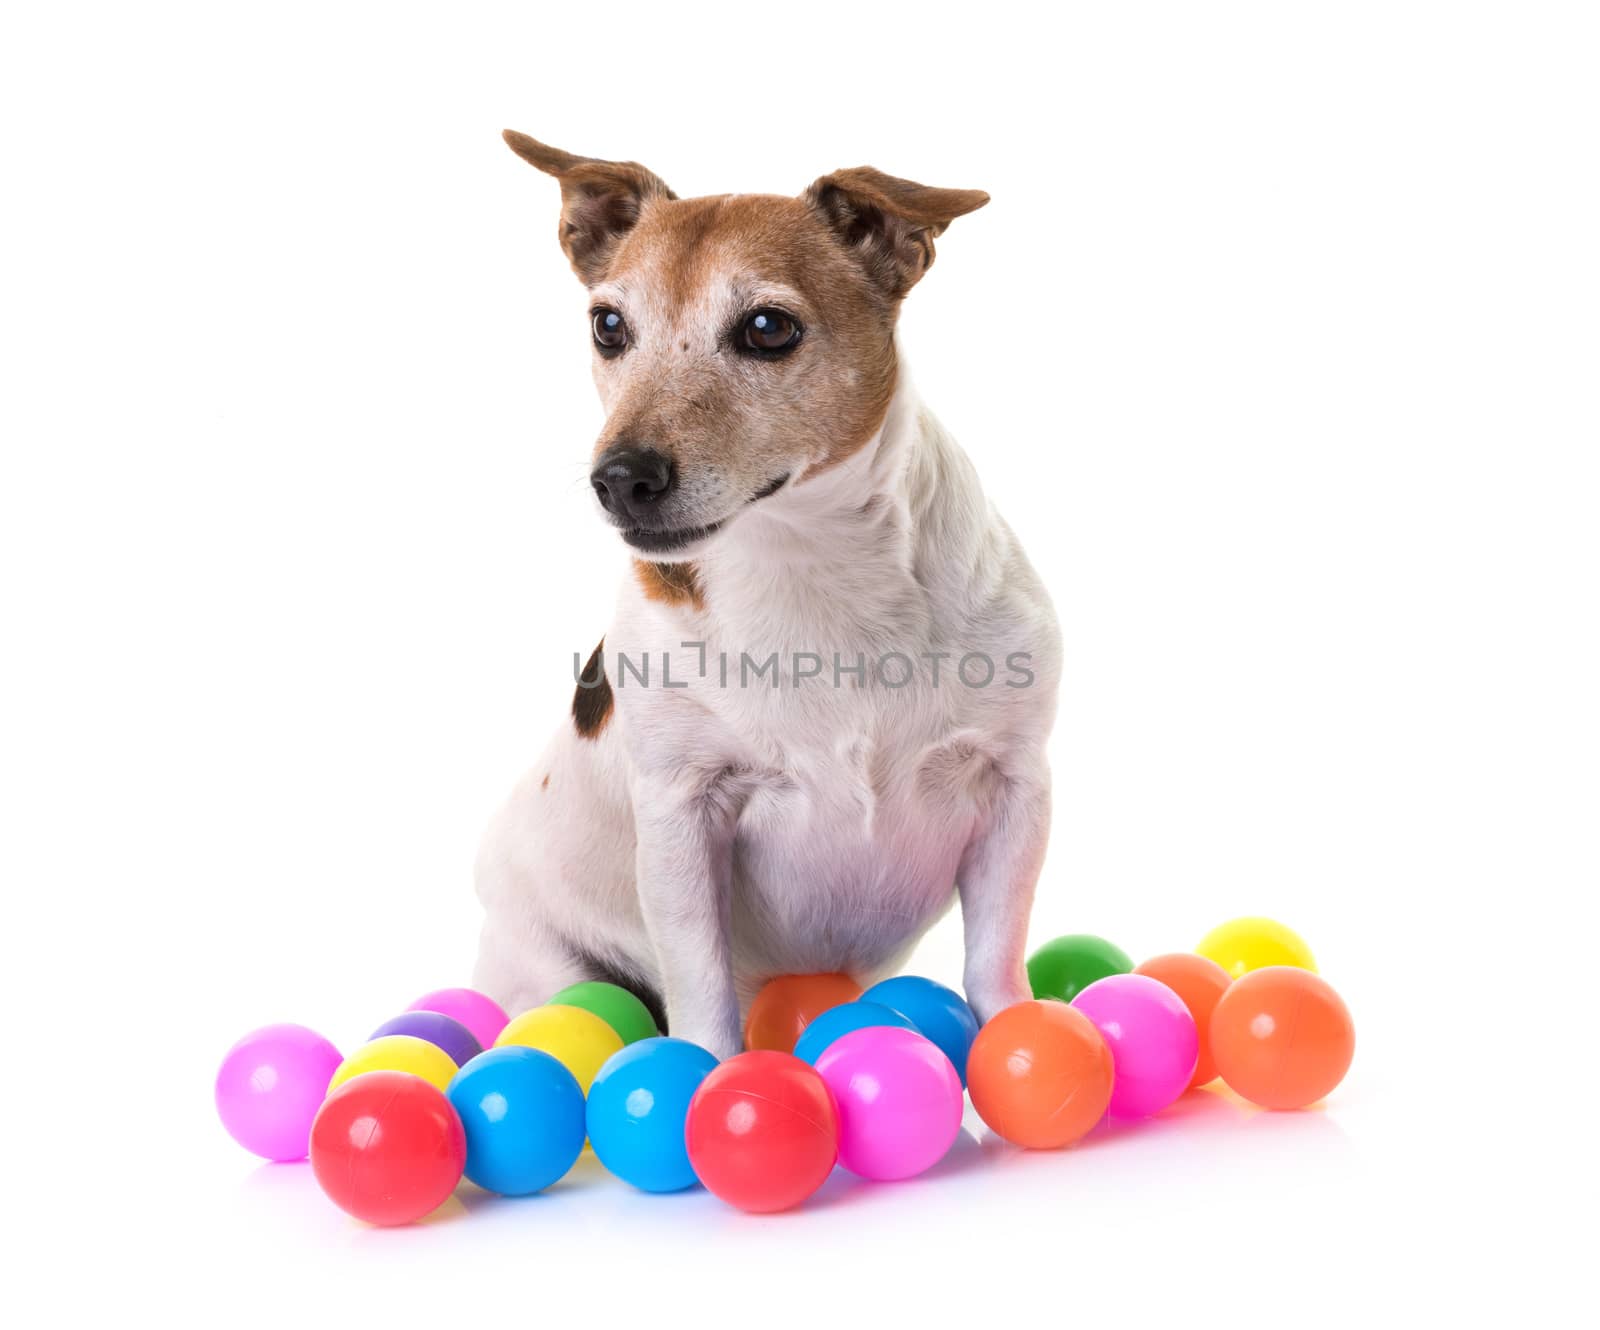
{"left": 1071, "top": 973, "right": 1199, "bottom": 1118}
{"left": 813, "top": 1025, "right": 964, "bottom": 1181}
{"left": 215, "top": 1023, "right": 343, "bottom": 1161}
{"left": 408, "top": 987, "right": 510, "bottom": 1051}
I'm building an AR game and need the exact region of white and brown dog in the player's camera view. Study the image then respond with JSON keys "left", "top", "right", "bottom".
{"left": 474, "top": 132, "right": 1061, "bottom": 1059}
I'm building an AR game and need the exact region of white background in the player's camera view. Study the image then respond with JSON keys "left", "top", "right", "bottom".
{"left": 4, "top": 2, "right": 1596, "bottom": 1325}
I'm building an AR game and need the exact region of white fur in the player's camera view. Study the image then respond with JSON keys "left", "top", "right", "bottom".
{"left": 474, "top": 360, "right": 1061, "bottom": 1058}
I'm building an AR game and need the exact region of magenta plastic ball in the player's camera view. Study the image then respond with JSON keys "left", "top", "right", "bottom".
{"left": 407, "top": 987, "right": 509, "bottom": 1051}
{"left": 1071, "top": 973, "right": 1199, "bottom": 1118}
{"left": 215, "top": 1023, "right": 343, "bottom": 1161}
{"left": 813, "top": 1026, "right": 964, "bottom": 1180}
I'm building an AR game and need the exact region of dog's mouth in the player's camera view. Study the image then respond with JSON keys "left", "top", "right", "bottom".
{"left": 618, "top": 472, "right": 790, "bottom": 554}
{"left": 622, "top": 521, "right": 725, "bottom": 553}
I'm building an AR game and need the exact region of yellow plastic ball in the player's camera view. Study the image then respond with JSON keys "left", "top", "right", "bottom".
{"left": 494, "top": 1004, "right": 623, "bottom": 1093}
{"left": 1197, "top": 916, "right": 1317, "bottom": 980}
{"left": 326, "top": 1034, "right": 458, "bottom": 1096}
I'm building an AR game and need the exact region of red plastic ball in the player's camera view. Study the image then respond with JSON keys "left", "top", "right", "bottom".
{"left": 684, "top": 1051, "right": 839, "bottom": 1213}
{"left": 310, "top": 1071, "right": 466, "bottom": 1225}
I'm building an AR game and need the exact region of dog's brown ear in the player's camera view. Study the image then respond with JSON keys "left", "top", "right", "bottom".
{"left": 503, "top": 130, "right": 676, "bottom": 284}
{"left": 804, "top": 167, "right": 989, "bottom": 300}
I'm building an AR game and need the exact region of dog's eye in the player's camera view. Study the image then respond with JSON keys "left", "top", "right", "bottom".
{"left": 591, "top": 308, "right": 628, "bottom": 354}
{"left": 741, "top": 309, "right": 802, "bottom": 355}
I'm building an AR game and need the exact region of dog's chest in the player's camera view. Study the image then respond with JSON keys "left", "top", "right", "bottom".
{"left": 726, "top": 709, "right": 998, "bottom": 974}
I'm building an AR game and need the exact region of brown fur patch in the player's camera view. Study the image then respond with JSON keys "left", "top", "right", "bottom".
{"left": 633, "top": 559, "right": 705, "bottom": 610}
{"left": 572, "top": 639, "right": 613, "bottom": 738}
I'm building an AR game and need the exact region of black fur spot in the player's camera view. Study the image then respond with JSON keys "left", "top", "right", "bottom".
{"left": 573, "top": 639, "right": 614, "bottom": 738}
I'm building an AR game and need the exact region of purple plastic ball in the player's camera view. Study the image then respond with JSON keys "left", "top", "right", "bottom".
{"left": 1071, "top": 973, "right": 1199, "bottom": 1118}
{"left": 813, "top": 1025, "right": 964, "bottom": 1180}
{"left": 407, "top": 987, "right": 510, "bottom": 1050}
{"left": 215, "top": 1023, "right": 342, "bottom": 1161}
{"left": 369, "top": 1010, "right": 483, "bottom": 1067}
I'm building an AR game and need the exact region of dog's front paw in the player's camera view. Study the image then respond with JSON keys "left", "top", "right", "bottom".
{"left": 963, "top": 972, "right": 1033, "bottom": 1027}
{"left": 672, "top": 1014, "right": 745, "bottom": 1063}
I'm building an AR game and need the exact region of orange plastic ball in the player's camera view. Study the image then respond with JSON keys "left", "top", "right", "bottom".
{"left": 1133, "top": 952, "right": 1232, "bottom": 1088}
{"left": 1210, "top": 966, "right": 1354, "bottom": 1109}
{"left": 966, "top": 1000, "right": 1114, "bottom": 1149}
{"left": 744, "top": 974, "right": 863, "bottom": 1053}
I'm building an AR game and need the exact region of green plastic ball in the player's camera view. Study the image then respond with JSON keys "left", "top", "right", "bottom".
{"left": 1026, "top": 934, "right": 1134, "bottom": 1003}
{"left": 547, "top": 981, "right": 660, "bottom": 1046}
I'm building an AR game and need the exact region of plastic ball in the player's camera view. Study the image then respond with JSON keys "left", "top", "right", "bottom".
{"left": 310, "top": 1070, "right": 466, "bottom": 1225}
{"left": 370, "top": 1010, "right": 483, "bottom": 1068}
{"left": 1026, "top": 933, "right": 1133, "bottom": 1004}
{"left": 1196, "top": 916, "right": 1316, "bottom": 980}
{"left": 1071, "top": 973, "right": 1199, "bottom": 1118}
{"left": 792, "top": 1000, "right": 918, "bottom": 1066}
{"left": 586, "top": 1037, "right": 719, "bottom": 1192}
{"left": 1210, "top": 966, "right": 1354, "bottom": 1109}
{"left": 546, "top": 980, "right": 659, "bottom": 1046}
{"left": 744, "top": 973, "right": 863, "bottom": 1053}
{"left": 447, "top": 1046, "right": 586, "bottom": 1195}
{"left": 215, "top": 1023, "right": 343, "bottom": 1161}
{"left": 857, "top": 975, "right": 980, "bottom": 1085}
{"left": 966, "top": 1000, "right": 1114, "bottom": 1149}
{"left": 1132, "top": 952, "right": 1232, "bottom": 1087}
{"left": 685, "top": 1051, "right": 840, "bottom": 1212}
{"left": 494, "top": 1004, "right": 623, "bottom": 1092}
{"left": 328, "top": 1034, "right": 459, "bottom": 1096}
{"left": 408, "top": 987, "right": 510, "bottom": 1050}
{"left": 814, "top": 1026, "right": 963, "bottom": 1180}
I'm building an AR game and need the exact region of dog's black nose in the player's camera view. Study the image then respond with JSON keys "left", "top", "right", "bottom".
{"left": 591, "top": 446, "right": 675, "bottom": 521}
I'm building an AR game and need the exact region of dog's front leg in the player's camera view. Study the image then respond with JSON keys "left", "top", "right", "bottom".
{"left": 632, "top": 767, "right": 746, "bottom": 1060}
{"left": 957, "top": 768, "right": 1052, "bottom": 1024}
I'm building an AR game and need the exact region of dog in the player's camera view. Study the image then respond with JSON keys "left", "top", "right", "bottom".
{"left": 473, "top": 131, "right": 1061, "bottom": 1059}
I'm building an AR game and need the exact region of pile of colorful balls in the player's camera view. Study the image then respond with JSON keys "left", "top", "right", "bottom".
{"left": 215, "top": 916, "right": 1354, "bottom": 1223}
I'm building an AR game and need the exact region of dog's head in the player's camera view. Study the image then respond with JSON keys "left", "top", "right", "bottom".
{"left": 503, "top": 131, "right": 988, "bottom": 559}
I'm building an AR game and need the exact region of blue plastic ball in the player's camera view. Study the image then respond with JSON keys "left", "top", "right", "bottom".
{"left": 586, "top": 1037, "right": 719, "bottom": 1193}
{"left": 858, "top": 975, "right": 981, "bottom": 1086}
{"left": 447, "top": 1046, "right": 585, "bottom": 1195}
{"left": 792, "top": 1000, "right": 918, "bottom": 1065}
